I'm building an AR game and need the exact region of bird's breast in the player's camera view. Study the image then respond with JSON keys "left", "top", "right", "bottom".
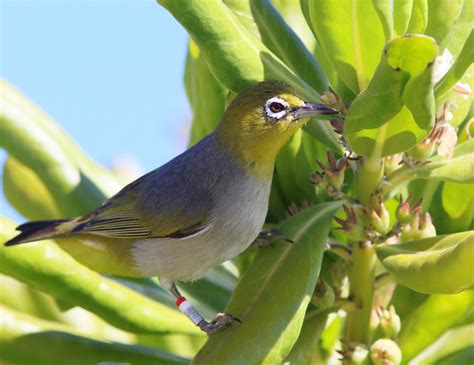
{"left": 130, "top": 173, "right": 272, "bottom": 282}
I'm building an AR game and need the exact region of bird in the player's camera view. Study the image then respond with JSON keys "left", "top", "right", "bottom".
{"left": 4, "top": 80, "right": 337, "bottom": 334}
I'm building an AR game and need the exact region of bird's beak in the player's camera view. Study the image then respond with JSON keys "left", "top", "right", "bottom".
{"left": 292, "top": 102, "right": 338, "bottom": 119}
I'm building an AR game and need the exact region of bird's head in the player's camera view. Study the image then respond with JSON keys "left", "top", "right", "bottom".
{"left": 216, "top": 80, "right": 338, "bottom": 177}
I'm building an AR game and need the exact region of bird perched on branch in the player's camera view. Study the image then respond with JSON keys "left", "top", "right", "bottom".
{"left": 5, "top": 80, "right": 337, "bottom": 333}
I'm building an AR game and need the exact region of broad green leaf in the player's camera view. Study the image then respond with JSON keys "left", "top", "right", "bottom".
{"left": 0, "top": 274, "right": 63, "bottom": 322}
{"left": 405, "top": 0, "right": 428, "bottom": 34}
{"left": 0, "top": 80, "right": 121, "bottom": 217}
{"left": 305, "top": 119, "right": 344, "bottom": 153}
{"left": 435, "top": 30, "right": 474, "bottom": 99}
{"left": 306, "top": 0, "right": 386, "bottom": 93}
{"left": 284, "top": 312, "right": 329, "bottom": 364}
{"left": 3, "top": 156, "right": 61, "bottom": 220}
{"left": 438, "top": 0, "right": 473, "bottom": 58}
{"left": 377, "top": 231, "right": 474, "bottom": 294}
{"left": 0, "top": 305, "right": 188, "bottom": 365}
{"left": 0, "top": 218, "right": 201, "bottom": 335}
{"left": 271, "top": 0, "right": 316, "bottom": 50}
{"left": 386, "top": 139, "right": 474, "bottom": 189}
{"left": 372, "top": 0, "right": 393, "bottom": 41}
{"left": 409, "top": 324, "right": 474, "bottom": 365}
{"left": 442, "top": 181, "right": 474, "bottom": 225}
{"left": 393, "top": 0, "right": 413, "bottom": 36}
{"left": 224, "top": 0, "right": 328, "bottom": 93}
{"left": 390, "top": 285, "right": 428, "bottom": 320}
{"left": 157, "top": 0, "right": 340, "bottom": 149}
{"left": 398, "top": 290, "right": 474, "bottom": 362}
{"left": 275, "top": 130, "right": 317, "bottom": 207}
{"left": 267, "top": 170, "right": 290, "bottom": 221}
{"left": 344, "top": 34, "right": 437, "bottom": 157}
{"left": 184, "top": 40, "right": 227, "bottom": 146}
{"left": 424, "top": 0, "right": 464, "bottom": 45}
{"left": 157, "top": 0, "right": 316, "bottom": 99}
{"left": 193, "top": 202, "right": 342, "bottom": 365}
{"left": 433, "top": 347, "right": 474, "bottom": 365}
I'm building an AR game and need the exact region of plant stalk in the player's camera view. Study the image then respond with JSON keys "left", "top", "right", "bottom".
{"left": 343, "top": 241, "right": 376, "bottom": 345}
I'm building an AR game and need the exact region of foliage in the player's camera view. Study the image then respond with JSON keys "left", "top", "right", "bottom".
{"left": 1, "top": 1, "right": 473, "bottom": 364}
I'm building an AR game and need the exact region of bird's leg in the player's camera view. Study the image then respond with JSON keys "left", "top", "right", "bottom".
{"left": 169, "top": 283, "right": 240, "bottom": 335}
{"left": 253, "top": 226, "right": 294, "bottom": 248}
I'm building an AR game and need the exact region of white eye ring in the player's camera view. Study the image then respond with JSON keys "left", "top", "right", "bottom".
{"left": 264, "top": 97, "right": 289, "bottom": 120}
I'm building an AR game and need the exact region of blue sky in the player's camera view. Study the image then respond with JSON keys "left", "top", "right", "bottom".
{"left": 1, "top": 0, "right": 191, "bottom": 221}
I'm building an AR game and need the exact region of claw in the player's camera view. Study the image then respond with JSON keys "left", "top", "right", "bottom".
{"left": 199, "top": 313, "right": 240, "bottom": 335}
{"left": 253, "top": 227, "right": 294, "bottom": 247}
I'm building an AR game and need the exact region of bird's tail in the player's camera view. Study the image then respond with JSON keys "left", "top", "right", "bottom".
{"left": 4, "top": 219, "right": 75, "bottom": 246}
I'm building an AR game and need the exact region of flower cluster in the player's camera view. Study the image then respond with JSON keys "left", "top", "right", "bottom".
{"left": 395, "top": 194, "right": 436, "bottom": 241}
{"left": 310, "top": 151, "right": 347, "bottom": 198}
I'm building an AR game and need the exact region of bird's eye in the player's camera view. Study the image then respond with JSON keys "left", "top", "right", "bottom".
{"left": 269, "top": 102, "right": 284, "bottom": 113}
{"left": 264, "top": 96, "right": 289, "bottom": 120}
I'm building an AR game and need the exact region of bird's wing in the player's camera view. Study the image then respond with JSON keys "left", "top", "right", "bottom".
{"left": 72, "top": 170, "right": 213, "bottom": 240}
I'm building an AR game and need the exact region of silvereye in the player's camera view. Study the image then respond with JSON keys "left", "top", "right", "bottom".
{"left": 5, "top": 80, "right": 337, "bottom": 333}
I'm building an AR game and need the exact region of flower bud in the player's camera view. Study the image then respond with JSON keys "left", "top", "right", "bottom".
{"left": 321, "top": 90, "right": 338, "bottom": 106}
{"left": 352, "top": 344, "right": 369, "bottom": 364}
{"left": 401, "top": 212, "right": 436, "bottom": 242}
{"left": 378, "top": 305, "right": 401, "bottom": 339}
{"left": 407, "top": 121, "right": 444, "bottom": 161}
{"left": 407, "top": 138, "right": 437, "bottom": 160}
{"left": 338, "top": 342, "right": 369, "bottom": 365}
{"left": 396, "top": 194, "right": 421, "bottom": 225}
{"left": 309, "top": 172, "right": 326, "bottom": 188}
{"left": 334, "top": 205, "right": 367, "bottom": 241}
{"left": 367, "top": 194, "right": 390, "bottom": 235}
{"left": 312, "top": 152, "right": 347, "bottom": 198}
{"left": 384, "top": 154, "right": 403, "bottom": 175}
{"left": 311, "top": 279, "right": 335, "bottom": 309}
{"left": 370, "top": 339, "right": 402, "bottom": 365}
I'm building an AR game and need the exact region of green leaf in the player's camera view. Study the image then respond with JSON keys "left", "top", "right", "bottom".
{"left": 0, "top": 218, "right": 201, "bottom": 335}
{"left": 306, "top": 0, "right": 386, "bottom": 93}
{"left": 224, "top": 0, "right": 328, "bottom": 93}
{"left": 0, "top": 274, "right": 63, "bottom": 322}
{"left": 0, "top": 80, "right": 121, "bottom": 217}
{"left": 393, "top": 0, "right": 413, "bottom": 36}
{"left": 371, "top": 0, "right": 393, "bottom": 41}
{"left": 283, "top": 312, "right": 329, "bottom": 364}
{"left": 438, "top": 0, "right": 473, "bottom": 58}
{"left": 184, "top": 40, "right": 227, "bottom": 146}
{"left": 193, "top": 202, "right": 342, "bottom": 364}
{"left": 344, "top": 34, "right": 437, "bottom": 157}
{"left": 409, "top": 324, "right": 474, "bottom": 365}
{"left": 158, "top": 0, "right": 340, "bottom": 149}
{"left": 405, "top": 0, "right": 428, "bottom": 34}
{"left": 377, "top": 231, "right": 474, "bottom": 294}
{"left": 271, "top": 0, "right": 316, "bottom": 50}
{"left": 3, "top": 156, "right": 61, "bottom": 220}
{"left": 442, "top": 181, "right": 474, "bottom": 225}
{"left": 305, "top": 119, "right": 345, "bottom": 153}
{"left": 398, "top": 290, "right": 474, "bottom": 362}
{"left": 433, "top": 347, "right": 474, "bottom": 365}
{"left": 435, "top": 30, "right": 474, "bottom": 99}
{"left": 157, "top": 0, "right": 316, "bottom": 99}
{"left": 386, "top": 139, "right": 474, "bottom": 189}
{"left": 435, "top": 181, "right": 474, "bottom": 232}
{"left": 424, "top": 0, "right": 464, "bottom": 45}
{"left": 0, "top": 305, "right": 188, "bottom": 365}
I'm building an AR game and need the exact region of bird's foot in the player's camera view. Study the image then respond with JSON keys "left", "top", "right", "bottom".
{"left": 198, "top": 313, "right": 240, "bottom": 335}
{"left": 253, "top": 226, "right": 294, "bottom": 248}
